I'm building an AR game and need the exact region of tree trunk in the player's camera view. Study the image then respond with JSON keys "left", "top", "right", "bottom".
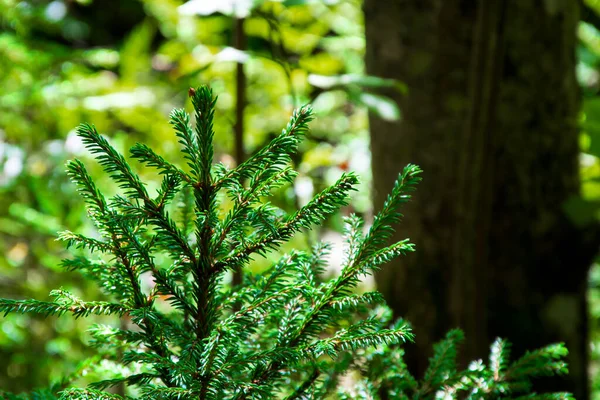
{"left": 365, "top": 1, "right": 597, "bottom": 398}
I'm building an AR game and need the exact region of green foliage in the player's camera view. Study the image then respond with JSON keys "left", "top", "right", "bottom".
{"left": 0, "top": 87, "right": 571, "bottom": 399}
{"left": 570, "top": 7, "right": 600, "bottom": 398}
{"left": 0, "top": 1, "right": 376, "bottom": 384}
{"left": 0, "top": 86, "right": 414, "bottom": 398}
{"left": 341, "top": 329, "right": 573, "bottom": 400}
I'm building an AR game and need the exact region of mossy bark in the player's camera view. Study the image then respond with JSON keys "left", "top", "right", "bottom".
{"left": 365, "top": 1, "right": 597, "bottom": 397}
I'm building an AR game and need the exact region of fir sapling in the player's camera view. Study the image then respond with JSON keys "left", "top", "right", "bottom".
{"left": 0, "top": 86, "right": 572, "bottom": 399}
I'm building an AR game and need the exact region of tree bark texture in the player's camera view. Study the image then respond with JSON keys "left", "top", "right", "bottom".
{"left": 365, "top": 1, "right": 597, "bottom": 397}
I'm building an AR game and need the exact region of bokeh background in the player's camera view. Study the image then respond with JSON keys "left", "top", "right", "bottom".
{"left": 2, "top": 0, "right": 600, "bottom": 398}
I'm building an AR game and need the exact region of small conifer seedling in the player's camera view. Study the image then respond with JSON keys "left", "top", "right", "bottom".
{"left": 0, "top": 87, "right": 572, "bottom": 399}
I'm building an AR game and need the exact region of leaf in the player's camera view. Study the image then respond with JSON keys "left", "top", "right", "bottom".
{"left": 583, "top": 97, "right": 600, "bottom": 157}
{"left": 178, "top": 0, "right": 263, "bottom": 18}
{"left": 120, "top": 19, "right": 156, "bottom": 83}
{"left": 357, "top": 92, "right": 401, "bottom": 121}
{"left": 215, "top": 47, "right": 250, "bottom": 63}
{"left": 308, "top": 73, "right": 407, "bottom": 93}
{"left": 563, "top": 195, "right": 600, "bottom": 227}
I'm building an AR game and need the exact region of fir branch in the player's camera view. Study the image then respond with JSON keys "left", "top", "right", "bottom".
{"left": 284, "top": 368, "right": 321, "bottom": 400}
{"left": 0, "top": 298, "right": 128, "bottom": 318}
{"left": 354, "top": 164, "right": 421, "bottom": 264}
{"left": 279, "top": 166, "right": 421, "bottom": 352}
{"left": 215, "top": 167, "right": 297, "bottom": 256}
{"left": 182, "top": 89, "right": 221, "bottom": 352}
{"left": 248, "top": 166, "right": 298, "bottom": 199}
{"left": 339, "top": 239, "right": 415, "bottom": 288}
{"left": 177, "top": 184, "right": 195, "bottom": 236}
{"left": 87, "top": 324, "right": 146, "bottom": 348}
{"left": 152, "top": 268, "right": 195, "bottom": 315}
{"left": 138, "top": 386, "right": 195, "bottom": 399}
{"left": 216, "top": 105, "right": 312, "bottom": 188}
{"left": 505, "top": 343, "right": 569, "bottom": 381}
{"left": 220, "top": 284, "right": 306, "bottom": 338}
{"left": 215, "top": 173, "right": 358, "bottom": 273}
{"left": 286, "top": 172, "right": 358, "bottom": 232}
{"left": 341, "top": 214, "right": 364, "bottom": 270}
{"left": 308, "top": 242, "right": 331, "bottom": 280}
{"left": 59, "top": 388, "right": 130, "bottom": 400}
{"left": 66, "top": 158, "right": 109, "bottom": 221}
{"left": 89, "top": 373, "right": 159, "bottom": 390}
{"left": 190, "top": 86, "right": 216, "bottom": 185}
{"left": 328, "top": 291, "right": 384, "bottom": 312}
{"left": 58, "top": 231, "right": 112, "bottom": 253}
{"left": 61, "top": 257, "right": 134, "bottom": 300}
{"left": 109, "top": 188, "right": 197, "bottom": 264}
{"left": 130, "top": 143, "right": 192, "bottom": 183}
{"left": 417, "top": 329, "right": 464, "bottom": 397}
{"left": 215, "top": 251, "right": 306, "bottom": 312}
{"left": 75, "top": 123, "right": 148, "bottom": 199}
{"left": 145, "top": 203, "right": 197, "bottom": 263}
{"left": 511, "top": 394, "right": 574, "bottom": 400}
{"left": 109, "top": 224, "right": 148, "bottom": 308}
{"left": 277, "top": 297, "right": 303, "bottom": 347}
{"left": 169, "top": 108, "right": 203, "bottom": 181}
{"left": 490, "top": 337, "right": 511, "bottom": 381}
{"left": 305, "top": 328, "right": 412, "bottom": 359}
{"left": 106, "top": 218, "right": 178, "bottom": 388}
{"left": 155, "top": 174, "right": 182, "bottom": 210}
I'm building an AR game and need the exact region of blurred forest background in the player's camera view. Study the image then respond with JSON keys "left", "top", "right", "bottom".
{"left": 3, "top": 0, "right": 600, "bottom": 398}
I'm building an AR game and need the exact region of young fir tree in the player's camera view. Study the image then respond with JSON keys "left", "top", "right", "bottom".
{"left": 0, "top": 87, "right": 572, "bottom": 399}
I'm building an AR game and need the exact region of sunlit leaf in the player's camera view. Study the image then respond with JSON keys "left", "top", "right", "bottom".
{"left": 309, "top": 73, "right": 407, "bottom": 93}
{"left": 583, "top": 98, "right": 600, "bottom": 157}
{"left": 178, "top": 0, "right": 263, "bottom": 18}
{"left": 215, "top": 47, "right": 251, "bottom": 63}
{"left": 357, "top": 92, "right": 401, "bottom": 121}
